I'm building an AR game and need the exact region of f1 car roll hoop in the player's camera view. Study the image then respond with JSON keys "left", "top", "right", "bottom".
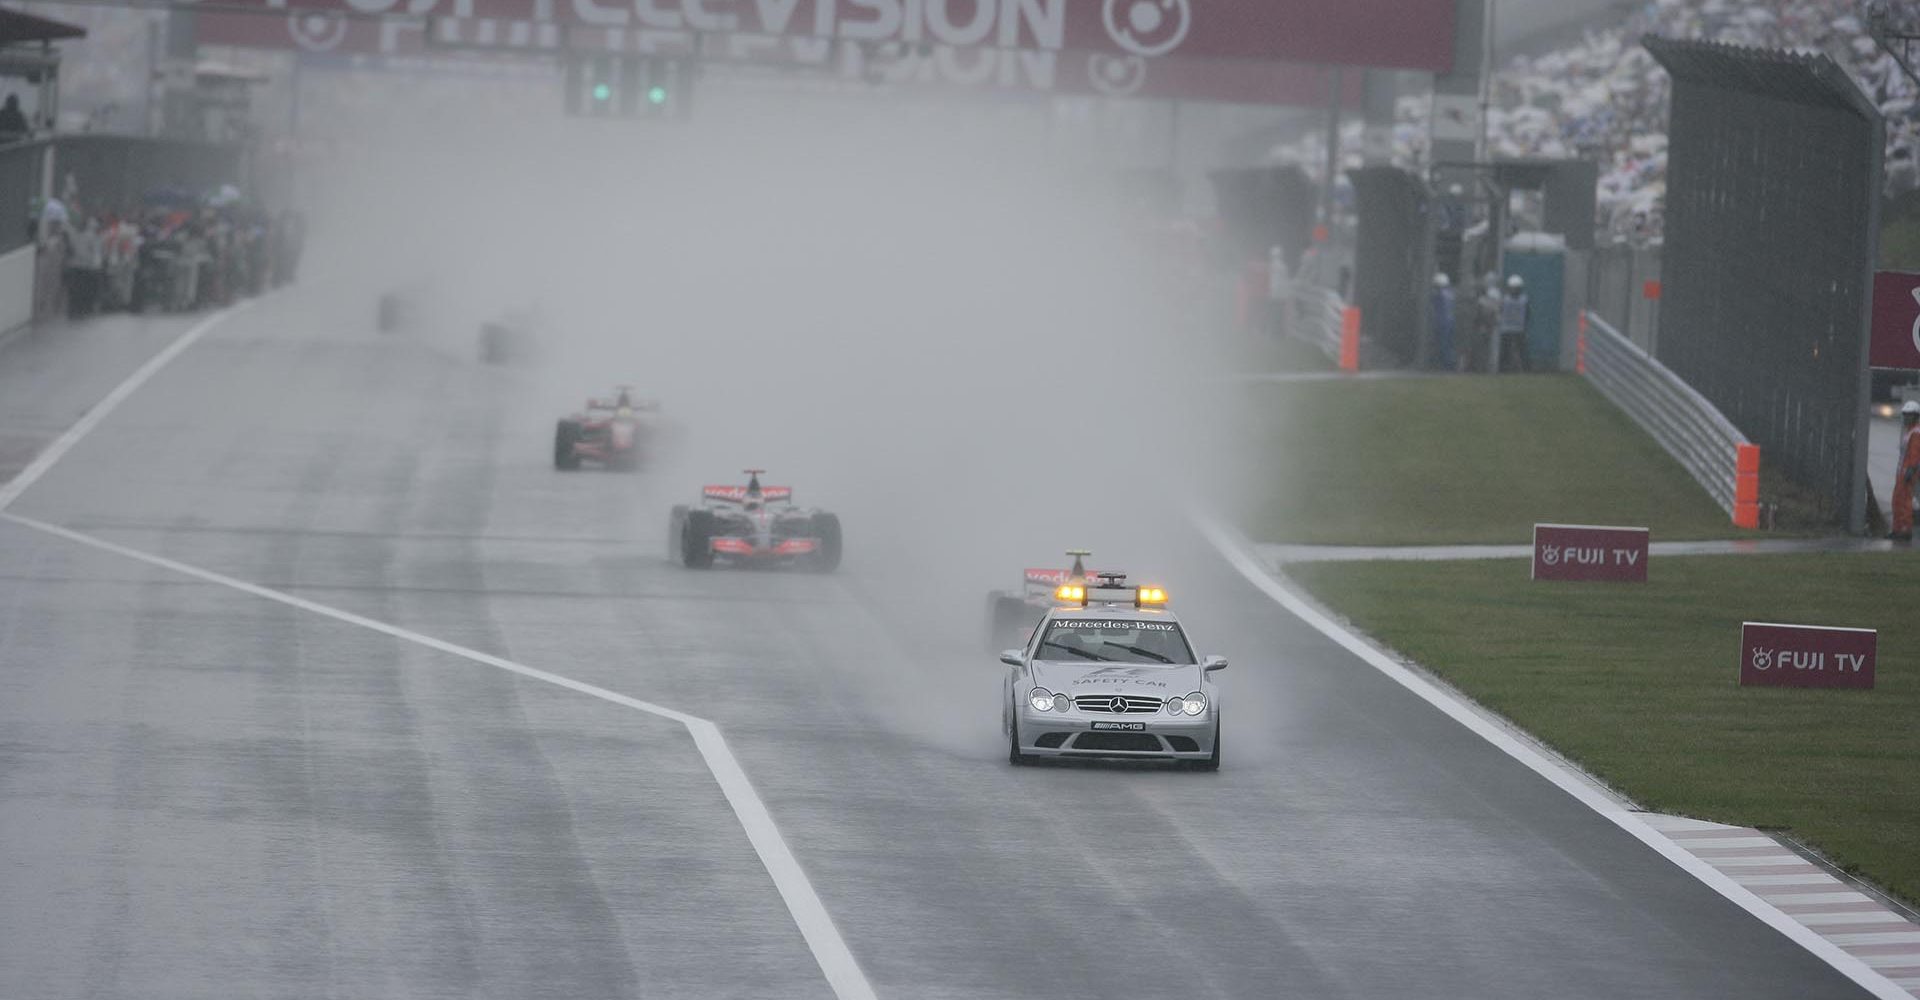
{"left": 669, "top": 469, "right": 843, "bottom": 572}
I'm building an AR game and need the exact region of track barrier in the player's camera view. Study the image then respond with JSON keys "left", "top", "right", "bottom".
{"left": 1582, "top": 310, "right": 1757, "bottom": 527}
{"left": 1339, "top": 306, "right": 1361, "bottom": 372}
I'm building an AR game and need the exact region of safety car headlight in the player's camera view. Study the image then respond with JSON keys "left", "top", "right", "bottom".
{"left": 1180, "top": 692, "right": 1207, "bottom": 716}
{"left": 1029, "top": 688, "right": 1056, "bottom": 713}
{"left": 1050, "top": 692, "right": 1071, "bottom": 712}
{"left": 1164, "top": 696, "right": 1184, "bottom": 715}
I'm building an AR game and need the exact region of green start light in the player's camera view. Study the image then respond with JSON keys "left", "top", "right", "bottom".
{"left": 591, "top": 82, "right": 612, "bottom": 102}
{"left": 647, "top": 85, "right": 668, "bottom": 105}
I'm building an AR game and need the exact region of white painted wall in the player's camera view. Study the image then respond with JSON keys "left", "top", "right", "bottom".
{"left": 0, "top": 245, "right": 34, "bottom": 336}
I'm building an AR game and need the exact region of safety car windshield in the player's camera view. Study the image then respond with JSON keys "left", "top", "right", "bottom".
{"left": 1036, "top": 618, "right": 1194, "bottom": 665}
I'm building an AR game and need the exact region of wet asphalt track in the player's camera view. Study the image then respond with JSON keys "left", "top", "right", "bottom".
{"left": 0, "top": 287, "right": 1878, "bottom": 999}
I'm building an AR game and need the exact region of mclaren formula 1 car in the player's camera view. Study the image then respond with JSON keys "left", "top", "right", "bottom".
{"left": 668, "top": 470, "right": 842, "bottom": 572}
{"left": 1000, "top": 573, "right": 1227, "bottom": 770}
{"left": 553, "top": 388, "right": 658, "bottom": 472}
{"left": 985, "top": 549, "right": 1102, "bottom": 651}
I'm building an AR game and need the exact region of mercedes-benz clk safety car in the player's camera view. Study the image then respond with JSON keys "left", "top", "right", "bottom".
{"left": 985, "top": 548, "right": 1101, "bottom": 651}
{"left": 553, "top": 387, "right": 657, "bottom": 472}
{"left": 668, "top": 470, "right": 842, "bottom": 572}
{"left": 1001, "top": 574, "right": 1226, "bottom": 770}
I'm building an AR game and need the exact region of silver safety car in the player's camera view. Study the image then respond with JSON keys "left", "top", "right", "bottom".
{"left": 999, "top": 573, "right": 1226, "bottom": 770}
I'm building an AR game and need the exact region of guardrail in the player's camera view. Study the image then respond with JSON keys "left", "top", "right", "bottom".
{"left": 1287, "top": 283, "right": 1359, "bottom": 371}
{"left": 1579, "top": 311, "right": 1760, "bottom": 527}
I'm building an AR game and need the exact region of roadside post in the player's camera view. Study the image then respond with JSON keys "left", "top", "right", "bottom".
{"left": 1531, "top": 523, "right": 1649, "bottom": 582}
{"left": 1339, "top": 306, "right": 1360, "bottom": 372}
{"left": 1739, "top": 623, "right": 1876, "bottom": 689}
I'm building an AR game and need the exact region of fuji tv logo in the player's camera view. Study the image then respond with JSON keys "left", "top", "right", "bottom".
{"left": 1539, "top": 545, "right": 1633, "bottom": 567}
{"left": 1749, "top": 648, "right": 1868, "bottom": 673}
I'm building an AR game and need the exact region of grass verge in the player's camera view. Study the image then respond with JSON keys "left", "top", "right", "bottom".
{"left": 1238, "top": 374, "right": 1752, "bottom": 546}
{"left": 1291, "top": 552, "right": 1920, "bottom": 906}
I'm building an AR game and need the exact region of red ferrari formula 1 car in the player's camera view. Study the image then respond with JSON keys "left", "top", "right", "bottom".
{"left": 668, "top": 470, "right": 842, "bottom": 572}
{"left": 553, "top": 388, "right": 658, "bottom": 472}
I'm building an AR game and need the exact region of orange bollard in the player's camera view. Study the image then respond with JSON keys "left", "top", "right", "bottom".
{"left": 1733, "top": 444, "right": 1761, "bottom": 528}
{"left": 1339, "top": 306, "right": 1360, "bottom": 372}
{"left": 1576, "top": 312, "right": 1588, "bottom": 375}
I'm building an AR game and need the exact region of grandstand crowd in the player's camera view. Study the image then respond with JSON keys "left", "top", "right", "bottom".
{"left": 1272, "top": 0, "right": 1920, "bottom": 245}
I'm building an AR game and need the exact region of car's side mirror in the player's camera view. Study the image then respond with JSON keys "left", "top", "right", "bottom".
{"left": 1203, "top": 655, "right": 1229, "bottom": 672}
{"left": 999, "top": 649, "right": 1025, "bottom": 667}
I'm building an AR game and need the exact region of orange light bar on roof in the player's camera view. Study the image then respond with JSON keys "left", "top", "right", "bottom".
{"left": 1135, "top": 586, "right": 1168, "bottom": 607}
{"left": 1054, "top": 584, "right": 1086, "bottom": 604}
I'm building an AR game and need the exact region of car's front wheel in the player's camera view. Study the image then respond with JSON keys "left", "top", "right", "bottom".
{"left": 808, "top": 513, "right": 842, "bottom": 573}
{"left": 1007, "top": 706, "right": 1030, "bottom": 766}
{"left": 553, "top": 421, "right": 581, "bottom": 470}
{"left": 681, "top": 509, "right": 714, "bottom": 569}
{"left": 1191, "top": 723, "right": 1221, "bottom": 772}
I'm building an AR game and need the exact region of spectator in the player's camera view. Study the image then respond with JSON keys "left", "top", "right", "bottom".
{"left": 1429, "top": 272, "right": 1457, "bottom": 370}
{"left": 1470, "top": 273, "right": 1502, "bottom": 373}
{"left": 1497, "top": 274, "right": 1532, "bottom": 372}
{"left": 65, "top": 216, "right": 106, "bottom": 317}
{"left": 1893, "top": 399, "right": 1920, "bottom": 542}
{"left": 38, "top": 196, "right": 69, "bottom": 240}
{"left": 1890, "top": 146, "right": 1919, "bottom": 200}
{"left": 0, "top": 94, "right": 28, "bottom": 140}
{"left": 103, "top": 213, "right": 141, "bottom": 311}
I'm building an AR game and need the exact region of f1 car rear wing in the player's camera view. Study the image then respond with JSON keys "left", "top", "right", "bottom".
{"left": 704, "top": 485, "right": 793, "bottom": 504}
{"left": 1020, "top": 550, "right": 1096, "bottom": 601}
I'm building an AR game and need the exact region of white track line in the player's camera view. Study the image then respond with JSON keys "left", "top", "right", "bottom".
{"left": 0, "top": 511, "right": 878, "bottom": 1000}
{"left": 1193, "top": 515, "right": 1911, "bottom": 1000}
{"left": 0, "top": 304, "right": 877, "bottom": 1000}
{"left": 0, "top": 302, "right": 255, "bottom": 511}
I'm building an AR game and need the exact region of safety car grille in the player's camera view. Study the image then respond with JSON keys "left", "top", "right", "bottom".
{"left": 1072, "top": 732, "right": 1161, "bottom": 753}
{"left": 1073, "top": 695, "right": 1163, "bottom": 714}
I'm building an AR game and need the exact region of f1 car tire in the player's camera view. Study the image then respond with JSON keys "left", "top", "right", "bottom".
{"left": 667, "top": 505, "right": 688, "bottom": 561}
{"left": 553, "top": 421, "right": 582, "bottom": 470}
{"left": 1007, "top": 704, "right": 1030, "bottom": 766}
{"left": 809, "top": 512, "right": 842, "bottom": 573}
{"left": 681, "top": 509, "right": 714, "bottom": 569}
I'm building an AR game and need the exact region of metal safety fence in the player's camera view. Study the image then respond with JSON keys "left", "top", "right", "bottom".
{"left": 1581, "top": 311, "right": 1758, "bottom": 525}
{"left": 1288, "top": 283, "right": 1346, "bottom": 364}
{"left": 1645, "top": 37, "right": 1879, "bottom": 531}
